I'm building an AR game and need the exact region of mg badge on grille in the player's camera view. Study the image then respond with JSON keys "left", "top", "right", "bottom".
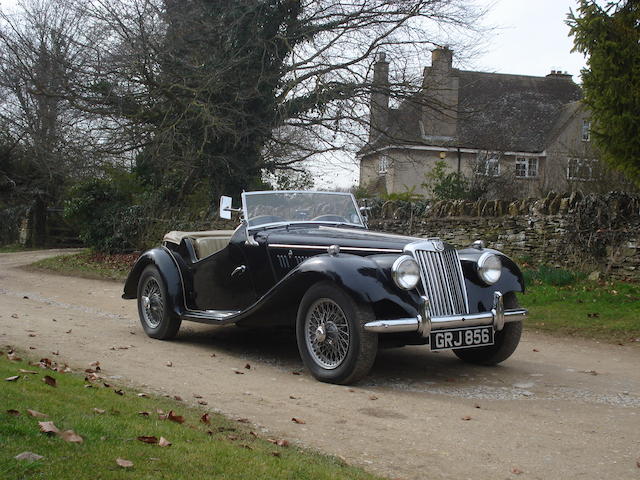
{"left": 432, "top": 240, "right": 444, "bottom": 251}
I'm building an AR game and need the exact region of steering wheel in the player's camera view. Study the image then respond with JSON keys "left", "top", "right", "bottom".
{"left": 311, "top": 215, "right": 349, "bottom": 223}
{"left": 250, "top": 215, "right": 286, "bottom": 226}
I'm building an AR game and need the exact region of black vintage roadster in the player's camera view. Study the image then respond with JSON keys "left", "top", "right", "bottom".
{"left": 123, "top": 191, "right": 527, "bottom": 384}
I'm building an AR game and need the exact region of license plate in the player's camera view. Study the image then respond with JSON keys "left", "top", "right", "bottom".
{"left": 430, "top": 326, "right": 494, "bottom": 351}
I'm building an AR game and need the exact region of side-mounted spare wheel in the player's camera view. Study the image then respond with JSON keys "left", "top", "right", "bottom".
{"left": 296, "top": 282, "right": 378, "bottom": 384}
{"left": 137, "top": 265, "right": 181, "bottom": 339}
{"left": 453, "top": 292, "right": 522, "bottom": 365}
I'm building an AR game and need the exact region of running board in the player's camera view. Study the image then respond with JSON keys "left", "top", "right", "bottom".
{"left": 181, "top": 309, "right": 241, "bottom": 324}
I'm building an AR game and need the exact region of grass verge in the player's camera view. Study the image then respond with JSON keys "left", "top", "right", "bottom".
{"left": 0, "top": 352, "right": 378, "bottom": 480}
{"left": 519, "top": 266, "right": 640, "bottom": 344}
{"left": 28, "top": 250, "right": 137, "bottom": 282}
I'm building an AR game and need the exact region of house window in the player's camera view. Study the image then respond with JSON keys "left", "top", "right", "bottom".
{"left": 567, "top": 158, "right": 596, "bottom": 181}
{"left": 515, "top": 157, "right": 538, "bottom": 178}
{"left": 477, "top": 153, "right": 500, "bottom": 176}
{"left": 378, "top": 156, "right": 390, "bottom": 175}
{"left": 581, "top": 120, "right": 591, "bottom": 142}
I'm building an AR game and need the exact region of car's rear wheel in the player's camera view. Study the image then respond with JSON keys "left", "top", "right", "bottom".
{"left": 137, "top": 265, "right": 181, "bottom": 339}
{"left": 296, "top": 282, "right": 378, "bottom": 384}
{"left": 453, "top": 293, "right": 522, "bottom": 365}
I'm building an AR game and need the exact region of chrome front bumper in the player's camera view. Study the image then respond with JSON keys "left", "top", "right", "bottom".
{"left": 363, "top": 291, "right": 527, "bottom": 337}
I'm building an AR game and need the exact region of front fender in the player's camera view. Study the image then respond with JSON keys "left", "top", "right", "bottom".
{"left": 245, "top": 253, "right": 421, "bottom": 321}
{"left": 122, "top": 247, "right": 185, "bottom": 316}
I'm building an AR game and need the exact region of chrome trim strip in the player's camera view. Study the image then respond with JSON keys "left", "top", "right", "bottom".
{"left": 269, "top": 243, "right": 403, "bottom": 253}
{"left": 362, "top": 318, "right": 419, "bottom": 333}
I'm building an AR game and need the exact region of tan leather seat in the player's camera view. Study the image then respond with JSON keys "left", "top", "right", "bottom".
{"left": 163, "top": 230, "right": 235, "bottom": 260}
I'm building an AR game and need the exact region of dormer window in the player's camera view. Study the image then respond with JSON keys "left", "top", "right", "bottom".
{"left": 581, "top": 120, "right": 591, "bottom": 142}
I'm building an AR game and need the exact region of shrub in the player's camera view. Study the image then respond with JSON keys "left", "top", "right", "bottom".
{"left": 524, "top": 264, "right": 584, "bottom": 287}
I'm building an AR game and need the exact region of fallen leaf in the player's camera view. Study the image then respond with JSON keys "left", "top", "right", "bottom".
{"left": 167, "top": 410, "right": 185, "bottom": 424}
{"left": 291, "top": 417, "right": 305, "bottom": 424}
{"left": 582, "top": 370, "right": 598, "bottom": 376}
{"left": 116, "top": 458, "right": 134, "bottom": 468}
{"left": 200, "top": 413, "right": 211, "bottom": 424}
{"left": 244, "top": 363, "right": 251, "bottom": 370}
{"left": 461, "top": 416, "right": 472, "bottom": 421}
{"left": 193, "top": 393, "right": 203, "bottom": 399}
{"left": 166, "top": 361, "right": 172, "bottom": 367}
{"left": 7, "top": 409, "right": 20, "bottom": 416}
{"left": 289, "top": 395, "right": 298, "bottom": 399}
{"left": 59, "top": 430, "right": 83, "bottom": 443}
{"left": 42, "top": 376, "right": 56, "bottom": 387}
{"left": 65, "top": 329, "right": 72, "bottom": 334}
{"left": 11, "top": 313, "right": 18, "bottom": 319}
{"left": 249, "top": 431, "right": 258, "bottom": 437}
{"left": 7, "top": 352, "right": 21, "bottom": 361}
{"left": 137, "top": 393, "right": 149, "bottom": 398}
{"left": 38, "top": 421, "right": 59, "bottom": 435}
{"left": 102, "top": 382, "right": 111, "bottom": 388}
{"left": 511, "top": 467, "right": 524, "bottom": 474}
{"left": 236, "top": 418, "right": 249, "bottom": 423}
{"left": 369, "top": 395, "right": 378, "bottom": 400}
{"left": 532, "top": 348, "right": 539, "bottom": 352}
{"left": 28, "top": 334, "right": 36, "bottom": 337}
{"left": 19, "top": 369, "right": 38, "bottom": 374}
{"left": 234, "top": 370, "right": 244, "bottom": 375}
{"left": 138, "top": 411, "right": 150, "bottom": 417}
{"left": 210, "top": 353, "right": 216, "bottom": 357}
{"left": 158, "top": 437, "right": 172, "bottom": 447}
{"left": 636, "top": 459, "right": 640, "bottom": 468}
{"left": 276, "top": 439, "right": 289, "bottom": 447}
{"left": 474, "top": 404, "right": 482, "bottom": 409}
{"left": 114, "top": 389, "right": 124, "bottom": 395}
{"left": 173, "top": 395, "right": 183, "bottom": 401}
{"left": 198, "top": 400, "right": 208, "bottom": 405}
{"left": 26, "top": 409, "right": 48, "bottom": 418}
{"left": 15, "top": 452, "right": 43, "bottom": 462}
{"left": 291, "top": 371, "right": 301, "bottom": 375}
{"left": 92, "top": 408, "right": 106, "bottom": 415}
{"left": 137, "top": 435, "right": 159, "bottom": 444}
{"left": 5, "top": 375, "right": 20, "bottom": 382}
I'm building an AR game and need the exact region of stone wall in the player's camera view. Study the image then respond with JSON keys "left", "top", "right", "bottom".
{"left": 366, "top": 191, "right": 640, "bottom": 281}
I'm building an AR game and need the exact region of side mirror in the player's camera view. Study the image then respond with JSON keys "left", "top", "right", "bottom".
{"left": 219, "top": 196, "right": 233, "bottom": 220}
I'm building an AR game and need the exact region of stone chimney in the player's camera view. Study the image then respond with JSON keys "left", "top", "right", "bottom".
{"left": 369, "top": 52, "right": 390, "bottom": 142}
{"left": 421, "top": 47, "right": 458, "bottom": 140}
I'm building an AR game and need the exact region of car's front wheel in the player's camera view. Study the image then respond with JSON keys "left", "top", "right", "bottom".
{"left": 137, "top": 265, "right": 181, "bottom": 339}
{"left": 296, "top": 282, "right": 378, "bottom": 384}
{"left": 453, "top": 293, "right": 522, "bottom": 365}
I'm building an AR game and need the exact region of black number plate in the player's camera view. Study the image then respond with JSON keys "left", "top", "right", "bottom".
{"left": 430, "top": 326, "right": 494, "bottom": 351}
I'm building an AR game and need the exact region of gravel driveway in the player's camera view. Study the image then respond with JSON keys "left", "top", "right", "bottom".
{"left": 1, "top": 250, "right": 639, "bottom": 480}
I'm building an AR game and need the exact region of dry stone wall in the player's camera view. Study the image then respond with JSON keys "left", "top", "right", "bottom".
{"left": 366, "top": 192, "right": 640, "bottom": 281}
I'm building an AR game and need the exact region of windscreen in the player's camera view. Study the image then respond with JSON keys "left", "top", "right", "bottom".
{"left": 243, "top": 191, "right": 364, "bottom": 229}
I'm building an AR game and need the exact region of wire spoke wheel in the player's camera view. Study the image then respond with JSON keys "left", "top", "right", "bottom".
{"left": 304, "top": 298, "right": 351, "bottom": 369}
{"left": 141, "top": 277, "right": 164, "bottom": 328}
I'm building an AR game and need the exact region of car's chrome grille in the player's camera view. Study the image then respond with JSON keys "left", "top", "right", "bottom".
{"left": 413, "top": 247, "right": 469, "bottom": 317}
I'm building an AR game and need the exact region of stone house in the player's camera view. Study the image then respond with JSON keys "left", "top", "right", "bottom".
{"left": 358, "top": 48, "right": 599, "bottom": 198}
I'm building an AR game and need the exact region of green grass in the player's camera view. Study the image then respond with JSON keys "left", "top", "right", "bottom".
{"left": 519, "top": 268, "right": 640, "bottom": 343}
{"left": 28, "top": 250, "right": 137, "bottom": 282}
{"left": 0, "top": 354, "right": 379, "bottom": 480}
{"left": 0, "top": 244, "right": 35, "bottom": 253}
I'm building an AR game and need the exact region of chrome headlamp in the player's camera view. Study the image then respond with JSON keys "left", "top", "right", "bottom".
{"left": 392, "top": 255, "right": 421, "bottom": 290}
{"left": 477, "top": 252, "right": 502, "bottom": 285}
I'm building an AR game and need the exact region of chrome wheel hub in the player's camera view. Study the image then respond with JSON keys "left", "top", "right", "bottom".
{"left": 140, "top": 278, "right": 163, "bottom": 328}
{"left": 305, "top": 298, "right": 350, "bottom": 370}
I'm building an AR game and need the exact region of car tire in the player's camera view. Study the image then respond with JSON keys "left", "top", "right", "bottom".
{"left": 452, "top": 293, "right": 522, "bottom": 365}
{"left": 296, "top": 282, "right": 378, "bottom": 384}
{"left": 137, "top": 265, "right": 181, "bottom": 340}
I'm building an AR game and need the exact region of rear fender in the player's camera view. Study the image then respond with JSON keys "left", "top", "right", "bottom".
{"left": 122, "top": 247, "right": 184, "bottom": 316}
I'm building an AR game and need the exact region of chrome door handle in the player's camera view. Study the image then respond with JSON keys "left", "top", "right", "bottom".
{"left": 231, "top": 265, "right": 246, "bottom": 277}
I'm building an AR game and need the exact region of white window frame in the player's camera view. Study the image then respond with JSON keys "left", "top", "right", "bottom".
{"left": 476, "top": 153, "right": 501, "bottom": 177}
{"left": 567, "top": 157, "right": 597, "bottom": 181}
{"left": 581, "top": 120, "right": 591, "bottom": 142}
{"left": 515, "top": 157, "right": 538, "bottom": 178}
{"left": 378, "top": 155, "right": 390, "bottom": 175}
